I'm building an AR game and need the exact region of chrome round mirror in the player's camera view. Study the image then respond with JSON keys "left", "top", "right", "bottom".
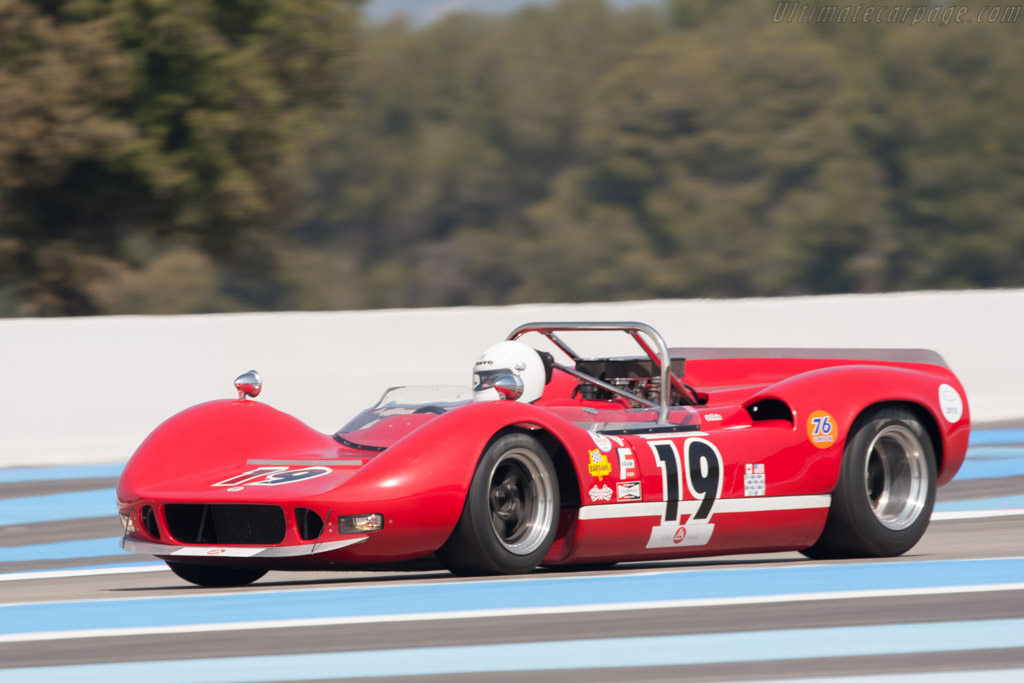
{"left": 234, "top": 370, "right": 262, "bottom": 399}
{"left": 492, "top": 374, "right": 524, "bottom": 401}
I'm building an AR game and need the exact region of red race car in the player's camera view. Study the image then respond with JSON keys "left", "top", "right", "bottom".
{"left": 117, "top": 322, "right": 970, "bottom": 586}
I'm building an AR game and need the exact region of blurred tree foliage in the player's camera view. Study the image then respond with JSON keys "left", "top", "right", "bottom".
{"left": 1, "top": 0, "right": 1022, "bottom": 315}
{"left": 0, "top": 0, "right": 360, "bottom": 314}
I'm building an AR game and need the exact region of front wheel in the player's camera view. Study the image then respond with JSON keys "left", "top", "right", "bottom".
{"left": 437, "top": 432, "right": 559, "bottom": 576}
{"left": 802, "top": 406, "right": 936, "bottom": 559}
{"left": 166, "top": 561, "right": 267, "bottom": 587}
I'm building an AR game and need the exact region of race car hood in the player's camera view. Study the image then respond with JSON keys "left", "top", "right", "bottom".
{"left": 117, "top": 399, "right": 371, "bottom": 503}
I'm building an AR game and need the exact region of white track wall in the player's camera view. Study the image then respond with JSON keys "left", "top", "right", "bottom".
{"left": 1, "top": 289, "right": 1021, "bottom": 467}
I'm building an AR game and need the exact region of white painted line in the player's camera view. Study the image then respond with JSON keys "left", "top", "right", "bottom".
{"left": 739, "top": 670, "right": 1024, "bottom": 683}
{"left": 932, "top": 508, "right": 1024, "bottom": 521}
{"left": 0, "top": 564, "right": 168, "bottom": 583}
{"left": 2, "top": 581, "right": 1023, "bottom": 644}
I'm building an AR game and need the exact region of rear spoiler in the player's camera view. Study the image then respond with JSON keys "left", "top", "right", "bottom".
{"left": 668, "top": 347, "right": 949, "bottom": 369}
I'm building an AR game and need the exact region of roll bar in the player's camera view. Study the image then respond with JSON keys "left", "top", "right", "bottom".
{"left": 506, "top": 321, "right": 696, "bottom": 422}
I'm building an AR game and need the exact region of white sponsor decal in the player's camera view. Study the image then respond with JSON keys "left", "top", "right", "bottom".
{"left": 617, "top": 447, "right": 636, "bottom": 479}
{"left": 589, "top": 484, "right": 613, "bottom": 502}
{"left": 589, "top": 431, "right": 613, "bottom": 453}
{"left": 744, "top": 463, "right": 766, "bottom": 497}
{"left": 704, "top": 413, "right": 723, "bottom": 422}
{"left": 745, "top": 474, "right": 766, "bottom": 497}
{"left": 938, "top": 383, "right": 964, "bottom": 423}
{"left": 647, "top": 522, "right": 715, "bottom": 549}
{"left": 616, "top": 481, "right": 642, "bottom": 501}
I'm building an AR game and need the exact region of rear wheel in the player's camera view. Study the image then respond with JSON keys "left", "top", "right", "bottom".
{"left": 437, "top": 433, "right": 559, "bottom": 575}
{"left": 166, "top": 561, "right": 267, "bottom": 587}
{"left": 802, "top": 406, "right": 936, "bottom": 559}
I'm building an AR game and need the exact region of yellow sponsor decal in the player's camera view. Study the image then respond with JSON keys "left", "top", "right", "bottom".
{"left": 587, "top": 449, "right": 612, "bottom": 480}
{"left": 807, "top": 410, "right": 837, "bottom": 449}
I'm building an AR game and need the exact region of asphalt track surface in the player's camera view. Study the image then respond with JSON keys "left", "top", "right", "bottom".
{"left": 1, "top": 431, "right": 1023, "bottom": 682}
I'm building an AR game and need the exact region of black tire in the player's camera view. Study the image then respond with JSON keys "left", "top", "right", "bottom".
{"left": 437, "top": 433, "right": 560, "bottom": 576}
{"left": 802, "top": 406, "right": 936, "bottom": 559}
{"left": 166, "top": 561, "right": 267, "bottom": 587}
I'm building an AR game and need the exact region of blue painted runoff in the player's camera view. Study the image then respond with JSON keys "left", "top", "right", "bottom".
{"left": 934, "top": 494, "right": 1024, "bottom": 512}
{"left": 969, "top": 429, "right": 1024, "bottom": 446}
{"left": 0, "top": 537, "right": 123, "bottom": 563}
{"left": 0, "top": 488, "right": 115, "bottom": 526}
{"left": 0, "top": 463, "right": 123, "bottom": 484}
{"left": 966, "top": 446, "right": 1024, "bottom": 459}
{"left": 954, "top": 448, "right": 1024, "bottom": 480}
{"left": 1, "top": 618, "right": 1023, "bottom": 682}
{"left": 2, "top": 556, "right": 1023, "bottom": 637}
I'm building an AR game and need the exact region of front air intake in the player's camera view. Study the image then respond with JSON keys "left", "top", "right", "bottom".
{"left": 141, "top": 505, "right": 160, "bottom": 539}
{"left": 164, "top": 504, "right": 286, "bottom": 545}
{"left": 295, "top": 508, "right": 324, "bottom": 541}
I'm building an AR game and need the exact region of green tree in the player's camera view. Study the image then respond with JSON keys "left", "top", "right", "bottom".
{"left": 295, "top": 0, "right": 662, "bottom": 308}
{"left": 1, "top": 0, "right": 361, "bottom": 315}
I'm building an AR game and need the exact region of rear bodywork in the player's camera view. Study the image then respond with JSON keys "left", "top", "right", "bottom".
{"left": 117, "top": 322, "right": 970, "bottom": 571}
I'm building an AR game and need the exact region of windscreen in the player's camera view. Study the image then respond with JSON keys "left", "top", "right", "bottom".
{"left": 334, "top": 385, "right": 472, "bottom": 449}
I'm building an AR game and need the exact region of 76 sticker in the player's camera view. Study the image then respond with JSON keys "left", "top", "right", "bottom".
{"left": 807, "top": 411, "right": 837, "bottom": 449}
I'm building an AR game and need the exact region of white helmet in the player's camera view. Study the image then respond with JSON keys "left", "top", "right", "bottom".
{"left": 472, "top": 341, "right": 546, "bottom": 403}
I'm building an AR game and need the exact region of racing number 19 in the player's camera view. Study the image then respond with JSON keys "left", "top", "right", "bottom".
{"left": 653, "top": 438, "right": 722, "bottom": 523}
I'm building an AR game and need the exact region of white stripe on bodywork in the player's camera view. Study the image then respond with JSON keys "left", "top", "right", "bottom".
{"left": 579, "top": 495, "right": 831, "bottom": 521}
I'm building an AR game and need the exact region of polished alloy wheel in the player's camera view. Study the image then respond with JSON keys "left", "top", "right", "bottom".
{"left": 487, "top": 447, "right": 555, "bottom": 555}
{"left": 863, "top": 424, "right": 928, "bottom": 530}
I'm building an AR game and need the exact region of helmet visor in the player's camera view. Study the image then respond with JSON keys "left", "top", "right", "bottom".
{"left": 473, "top": 368, "right": 512, "bottom": 392}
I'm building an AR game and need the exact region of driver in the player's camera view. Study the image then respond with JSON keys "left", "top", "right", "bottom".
{"left": 472, "top": 341, "right": 551, "bottom": 403}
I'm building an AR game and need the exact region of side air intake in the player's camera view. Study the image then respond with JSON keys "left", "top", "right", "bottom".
{"left": 746, "top": 399, "right": 794, "bottom": 423}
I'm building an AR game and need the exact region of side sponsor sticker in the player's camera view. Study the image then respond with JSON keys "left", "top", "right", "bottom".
{"left": 589, "top": 484, "right": 613, "bottom": 502}
{"left": 588, "top": 450, "right": 612, "bottom": 480}
{"left": 617, "top": 447, "right": 636, "bottom": 479}
{"left": 172, "top": 547, "right": 263, "bottom": 557}
{"left": 589, "top": 431, "right": 613, "bottom": 453}
{"left": 744, "top": 463, "right": 765, "bottom": 497}
{"left": 648, "top": 522, "right": 715, "bottom": 548}
{"left": 616, "top": 481, "right": 642, "bottom": 502}
{"left": 807, "top": 411, "right": 836, "bottom": 449}
{"left": 939, "top": 383, "right": 964, "bottom": 423}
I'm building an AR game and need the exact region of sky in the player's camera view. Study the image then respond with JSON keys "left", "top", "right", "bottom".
{"left": 365, "top": 0, "right": 659, "bottom": 25}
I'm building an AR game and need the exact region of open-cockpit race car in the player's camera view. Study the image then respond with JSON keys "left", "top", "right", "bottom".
{"left": 116, "top": 322, "right": 970, "bottom": 586}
